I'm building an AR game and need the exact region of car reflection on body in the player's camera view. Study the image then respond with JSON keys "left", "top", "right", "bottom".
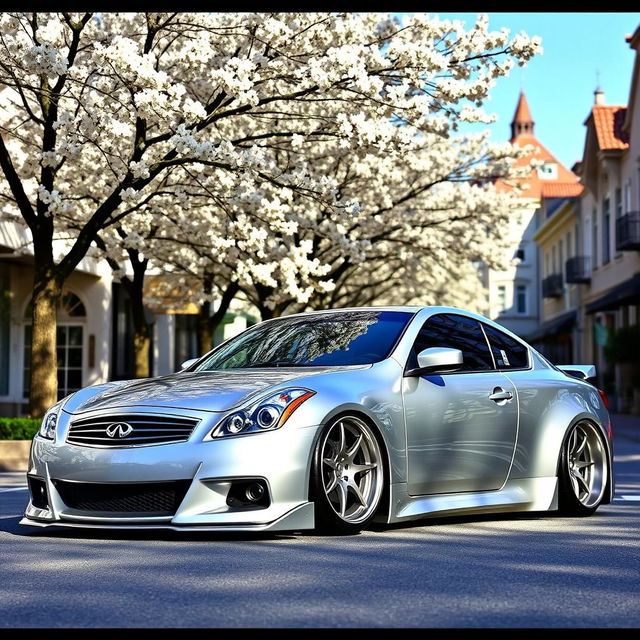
{"left": 22, "top": 306, "right": 613, "bottom": 534}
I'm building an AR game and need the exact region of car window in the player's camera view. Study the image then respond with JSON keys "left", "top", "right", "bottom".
{"left": 410, "top": 313, "right": 494, "bottom": 372}
{"left": 482, "top": 324, "right": 530, "bottom": 369}
{"left": 195, "top": 310, "right": 414, "bottom": 369}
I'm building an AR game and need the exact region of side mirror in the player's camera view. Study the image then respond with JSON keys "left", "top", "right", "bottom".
{"left": 180, "top": 358, "right": 198, "bottom": 371}
{"left": 405, "top": 347, "right": 463, "bottom": 377}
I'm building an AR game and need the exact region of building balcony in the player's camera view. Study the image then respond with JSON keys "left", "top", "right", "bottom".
{"left": 542, "top": 273, "right": 563, "bottom": 298}
{"left": 565, "top": 256, "right": 591, "bottom": 284}
{"left": 616, "top": 211, "right": 640, "bottom": 251}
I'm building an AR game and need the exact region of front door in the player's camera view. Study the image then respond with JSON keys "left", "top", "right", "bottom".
{"left": 403, "top": 313, "right": 518, "bottom": 495}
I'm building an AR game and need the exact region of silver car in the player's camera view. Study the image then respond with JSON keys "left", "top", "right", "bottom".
{"left": 22, "top": 306, "right": 613, "bottom": 535}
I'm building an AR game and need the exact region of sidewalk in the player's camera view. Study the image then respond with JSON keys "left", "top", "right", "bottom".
{"left": 0, "top": 471, "right": 27, "bottom": 487}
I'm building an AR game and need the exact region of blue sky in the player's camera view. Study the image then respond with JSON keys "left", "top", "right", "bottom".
{"left": 402, "top": 12, "right": 640, "bottom": 170}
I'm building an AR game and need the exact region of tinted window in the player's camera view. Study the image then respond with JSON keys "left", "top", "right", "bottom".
{"left": 482, "top": 324, "right": 529, "bottom": 369}
{"left": 410, "top": 314, "right": 494, "bottom": 372}
{"left": 196, "top": 310, "right": 413, "bottom": 370}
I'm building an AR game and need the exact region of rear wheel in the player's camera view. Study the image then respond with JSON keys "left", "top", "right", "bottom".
{"left": 558, "top": 421, "right": 609, "bottom": 516}
{"left": 311, "top": 415, "right": 384, "bottom": 534}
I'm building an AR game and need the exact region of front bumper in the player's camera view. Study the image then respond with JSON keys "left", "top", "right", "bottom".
{"left": 21, "top": 409, "right": 320, "bottom": 532}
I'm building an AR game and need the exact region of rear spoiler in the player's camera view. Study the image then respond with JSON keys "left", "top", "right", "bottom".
{"left": 558, "top": 365, "right": 596, "bottom": 380}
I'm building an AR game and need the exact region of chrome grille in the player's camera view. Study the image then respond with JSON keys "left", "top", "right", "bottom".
{"left": 66, "top": 414, "right": 199, "bottom": 447}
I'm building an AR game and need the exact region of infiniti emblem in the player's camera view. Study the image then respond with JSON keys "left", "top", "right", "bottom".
{"left": 105, "top": 423, "right": 134, "bottom": 438}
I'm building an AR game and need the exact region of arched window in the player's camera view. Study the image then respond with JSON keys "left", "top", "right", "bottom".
{"left": 24, "top": 290, "right": 86, "bottom": 319}
{"left": 23, "top": 289, "right": 86, "bottom": 401}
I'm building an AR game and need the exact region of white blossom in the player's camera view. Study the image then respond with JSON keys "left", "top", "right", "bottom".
{"left": 0, "top": 11, "right": 541, "bottom": 321}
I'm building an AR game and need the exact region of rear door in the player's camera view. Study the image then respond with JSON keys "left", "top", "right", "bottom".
{"left": 403, "top": 313, "right": 519, "bottom": 495}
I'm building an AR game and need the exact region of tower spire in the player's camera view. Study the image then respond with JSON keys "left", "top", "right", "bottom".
{"left": 510, "top": 91, "right": 534, "bottom": 141}
{"left": 594, "top": 70, "right": 605, "bottom": 105}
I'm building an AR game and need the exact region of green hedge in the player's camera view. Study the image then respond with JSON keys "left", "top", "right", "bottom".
{"left": 0, "top": 417, "right": 41, "bottom": 440}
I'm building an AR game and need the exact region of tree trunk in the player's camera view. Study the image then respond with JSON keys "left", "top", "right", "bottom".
{"left": 28, "top": 275, "right": 61, "bottom": 418}
{"left": 121, "top": 251, "right": 151, "bottom": 378}
{"left": 129, "top": 276, "right": 151, "bottom": 378}
{"left": 197, "top": 300, "right": 213, "bottom": 355}
{"left": 259, "top": 306, "right": 274, "bottom": 320}
{"left": 198, "top": 281, "right": 240, "bottom": 353}
{"left": 133, "top": 324, "right": 151, "bottom": 379}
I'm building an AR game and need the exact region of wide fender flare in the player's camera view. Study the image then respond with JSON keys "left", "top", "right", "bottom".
{"left": 316, "top": 401, "right": 406, "bottom": 485}
{"left": 527, "top": 402, "right": 610, "bottom": 480}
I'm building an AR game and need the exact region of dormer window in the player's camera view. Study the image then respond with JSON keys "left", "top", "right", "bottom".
{"left": 538, "top": 163, "right": 558, "bottom": 180}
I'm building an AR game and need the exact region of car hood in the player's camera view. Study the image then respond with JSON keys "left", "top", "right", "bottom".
{"left": 62, "top": 367, "right": 359, "bottom": 415}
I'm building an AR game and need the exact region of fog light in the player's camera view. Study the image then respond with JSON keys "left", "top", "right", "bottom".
{"left": 28, "top": 476, "right": 49, "bottom": 510}
{"left": 226, "top": 479, "right": 270, "bottom": 510}
{"left": 245, "top": 482, "right": 265, "bottom": 502}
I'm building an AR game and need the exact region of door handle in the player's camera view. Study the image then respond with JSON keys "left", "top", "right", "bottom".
{"left": 489, "top": 387, "right": 513, "bottom": 402}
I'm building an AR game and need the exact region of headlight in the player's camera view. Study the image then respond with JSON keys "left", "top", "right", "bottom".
{"left": 37, "top": 402, "right": 63, "bottom": 440}
{"left": 211, "top": 388, "right": 315, "bottom": 438}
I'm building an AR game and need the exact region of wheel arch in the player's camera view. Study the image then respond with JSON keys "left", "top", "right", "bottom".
{"left": 555, "top": 415, "right": 614, "bottom": 505}
{"left": 308, "top": 405, "right": 394, "bottom": 522}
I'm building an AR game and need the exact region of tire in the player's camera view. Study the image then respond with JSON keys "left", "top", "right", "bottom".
{"left": 310, "top": 415, "right": 384, "bottom": 534}
{"left": 558, "top": 420, "right": 609, "bottom": 516}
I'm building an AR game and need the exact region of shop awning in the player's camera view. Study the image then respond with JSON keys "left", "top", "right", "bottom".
{"left": 585, "top": 273, "right": 640, "bottom": 314}
{"left": 526, "top": 309, "right": 577, "bottom": 343}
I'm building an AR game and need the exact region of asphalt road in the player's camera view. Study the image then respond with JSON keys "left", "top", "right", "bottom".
{"left": 1, "top": 416, "right": 639, "bottom": 628}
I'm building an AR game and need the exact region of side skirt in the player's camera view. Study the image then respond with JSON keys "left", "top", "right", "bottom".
{"left": 386, "top": 477, "right": 558, "bottom": 524}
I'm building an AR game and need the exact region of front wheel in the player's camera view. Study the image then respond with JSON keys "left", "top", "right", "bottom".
{"left": 310, "top": 415, "right": 384, "bottom": 534}
{"left": 558, "top": 421, "right": 609, "bottom": 516}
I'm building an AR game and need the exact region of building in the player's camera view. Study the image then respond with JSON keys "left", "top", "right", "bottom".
{"left": 0, "top": 219, "right": 114, "bottom": 416}
{"left": 487, "top": 92, "right": 582, "bottom": 339}
{"left": 530, "top": 194, "right": 584, "bottom": 364}
{"left": 0, "top": 216, "right": 250, "bottom": 417}
{"left": 574, "top": 26, "right": 640, "bottom": 411}
{"left": 528, "top": 24, "right": 640, "bottom": 413}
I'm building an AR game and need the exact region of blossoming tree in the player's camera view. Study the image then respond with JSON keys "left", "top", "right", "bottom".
{"left": 0, "top": 12, "right": 540, "bottom": 416}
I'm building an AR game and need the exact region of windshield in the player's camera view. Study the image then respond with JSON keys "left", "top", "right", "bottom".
{"left": 194, "top": 310, "right": 413, "bottom": 370}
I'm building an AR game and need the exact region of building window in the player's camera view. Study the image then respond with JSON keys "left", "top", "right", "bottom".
{"left": 602, "top": 196, "right": 610, "bottom": 264}
{"left": 538, "top": 163, "right": 558, "bottom": 180}
{"left": 24, "top": 325, "right": 84, "bottom": 400}
{"left": 497, "top": 285, "right": 507, "bottom": 313}
{"left": 0, "top": 264, "right": 9, "bottom": 396}
{"left": 23, "top": 290, "right": 86, "bottom": 400}
{"left": 625, "top": 181, "right": 632, "bottom": 213}
{"left": 546, "top": 253, "right": 551, "bottom": 278}
{"left": 615, "top": 187, "right": 622, "bottom": 255}
{"left": 592, "top": 207, "right": 598, "bottom": 268}
{"left": 515, "top": 285, "right": 527, "bottom": 315}
{"left": 615, "top": 187, "right": 622, "bottom": 219}
{"left": 559, "top": 239, "right": 564, "bottom": 272}
{"left": 515, "top": 246, "right": 526, "bottom": 263}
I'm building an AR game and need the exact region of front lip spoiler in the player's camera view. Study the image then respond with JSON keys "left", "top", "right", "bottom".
{"left": 19, "top": 501, "right": 315, "bottom": 533}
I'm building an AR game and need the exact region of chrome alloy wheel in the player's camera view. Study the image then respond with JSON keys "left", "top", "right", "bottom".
{"left": 566, "top": 422, "right": 608, "bottom": 508}
{"left": 320, "top": 417, "right": 383, "bottom": 524}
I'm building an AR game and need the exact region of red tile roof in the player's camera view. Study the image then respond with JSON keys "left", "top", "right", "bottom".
{"left": 496, "top": 135, "right": 581, "bottom": 200}
{"left": 540, "top": 182, "right": 584, "bottom": 198}
{"left": 591, "top": 105, "right": 629, "bottom": 150}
